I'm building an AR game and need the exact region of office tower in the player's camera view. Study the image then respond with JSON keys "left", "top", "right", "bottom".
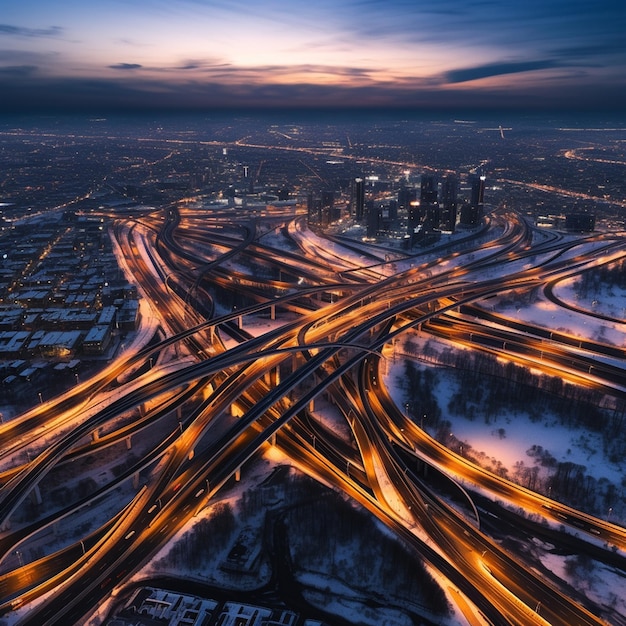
{"left": 353, "top": 178, "right": 365, "bottom": 221}
{"left": 398, "top": 185, "right": 417, "bottom": 211}
{"left": 420, "top": 174, "right": 438, "bottom": 203}
{"left": 407, "top": 199, "right": 422, "bottom": 236}
{"left": 322, "top": 190, "right": 334, "bottom": 210}
{"left": 470, "top": 175, "right": 486, "bottom": 212}
{"left": 307, "top": 191, "right": 322, "bottom": 225}
{"left": 308, "top": 190, "right": 337, "bottom": 227}
{"left": 459, "top": 202, "right": 480, "bottom": 227}
{"left": 387, "top": 199, "right": 398, "bottom": 221}
{"left": 419, "top": 174, "right": 439, "bottom": 235}
{"left": 321, "top": 191, "right": 334, "bottom": 226}
{"left": 440, "top": 175, "right": 458, "bottom": 233}
{"left": 366, "top": 201, "right": 379, "bottom": 238}
{"left": 565, "top": 213, "right": 595, "bottom": 232}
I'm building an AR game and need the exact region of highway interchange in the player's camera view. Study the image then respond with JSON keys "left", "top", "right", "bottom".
{"left": 0, "top": 200, "right": 625, "bottom": 626}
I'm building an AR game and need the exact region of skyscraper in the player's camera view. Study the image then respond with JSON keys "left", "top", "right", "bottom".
{"left": 459, "top": 202, "right": 480, "bottom": 227}
{"left": 470, "top": 175, "right": 486, "bottom": 212}
{"left": 440, "top": 175, "right": 458, "bottom": 233}
{"left": 398, "top": 186, "right": 417, "bottom": 211}
{"left": 419, "top": 174, "right": 440, "bottom": 236}
{"left": 420, "top": 174, "right": 437, "bottom": 203}
{"left": 353, "top": 178, "right": 365, "bottom": 221}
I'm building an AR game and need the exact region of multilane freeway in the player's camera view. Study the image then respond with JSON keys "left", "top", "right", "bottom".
{"left": 0, "top": 202, "right": 625, "bottom": 626}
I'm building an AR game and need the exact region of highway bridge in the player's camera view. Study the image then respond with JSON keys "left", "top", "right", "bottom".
{"left": 1, "top": 202, "right": 625, "bottom": 626}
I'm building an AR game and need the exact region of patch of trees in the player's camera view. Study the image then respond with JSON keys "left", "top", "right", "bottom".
{"left": 442, "top": 350, "right": 607, "bottom": 431}
{"left": 155, "top": 502, "right": 236, "bottom": 571}
{"left": 574, "top": 258, "right": 626, "bottom": 299}
{"left": 399, "top": 360, "right": 442, "bottom": 428}
{"left": 401, "top": 351, "right": 626, "bottom": 517}
{"left": 285, "top": 478, "right": 449, "bottom": 616}
{"left": 547, "top": 461, "right": 593, "bottom": 505}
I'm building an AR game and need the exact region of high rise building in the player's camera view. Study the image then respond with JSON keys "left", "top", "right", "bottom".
{"left": 398, "top": 186, "right": 417, "bottom": 211}
{"left": 353, "top": 178, "right": 365, "bottom": 221}
{"left": 366, "top": 200, "right": 378, "bottom": 238}
{"left": 470, "top": 175, "right": 486, "bottom": 211}
{"left": 307, "top": 191, "right": 322, "bottom": 225}
{"left": 308, "top": 190, "right": 337, "bottom": 227}
{"left": 565, "top": 213, "right": 595, "bottom": 232}
{"left": 440, "top": 175, "right": 458, "bottom": 233}
{"left": 420, "top": 174, "right": 438, "bottom": 203}
{"left": 417, "top": 174, "right": 440, "bottom": 238}
{"left": 459, "top": 202, "right": 481, "bottom": 227}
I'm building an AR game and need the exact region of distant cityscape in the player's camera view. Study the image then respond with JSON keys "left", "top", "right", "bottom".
{"left": 0, "top": 112, "right": 624, "bottom": 626}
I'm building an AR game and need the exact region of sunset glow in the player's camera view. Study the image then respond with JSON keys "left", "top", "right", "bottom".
{"left": 1, "top": 0, "right": 625, "bottom": 111}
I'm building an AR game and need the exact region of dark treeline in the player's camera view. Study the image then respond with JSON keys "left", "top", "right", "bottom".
{"left": 156, "top": 469, "right": 450, "bottom": 618}
{"left": 439, "top": 349, "right": 611, "bottom": 431}
{"left": 285, "top": 475, "right": 449, "bottom": 616}
{"left": 156, "top": 502, "right": 236, "bottom": 571}
{"left": 399, "top": 349, "right": 626, "bottom": 517}
{"left": 574, "top": 258, "right": 626, "bottom": 298}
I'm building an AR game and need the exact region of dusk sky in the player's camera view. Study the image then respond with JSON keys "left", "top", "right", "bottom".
{"left": 1, "top": 0, "right": 625, "bottom": 112}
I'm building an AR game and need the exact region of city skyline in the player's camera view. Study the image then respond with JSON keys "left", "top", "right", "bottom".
{"left": 1, "top": 0, "right": 625, "bottom": 113}
{"left": 1, "top": 107, "right": 625, "bottom": 625}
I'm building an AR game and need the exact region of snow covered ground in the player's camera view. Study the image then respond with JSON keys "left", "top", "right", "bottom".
{"left": 4, "top": 221, "right": 625, "bottom": 625}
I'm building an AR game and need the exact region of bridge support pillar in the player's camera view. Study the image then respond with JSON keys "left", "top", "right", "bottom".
{"left": 309, "top": 398, "right": 315, "bottom": 412}
{"left": 92, "top": 428, "right": 99, "bottom": 442}
{"left": 266, "top": 366, "right": 280, "bottom": 387}
{"left": 235, "top": 467, "right": 241, "bottom": 482}
{"left": 133, "top": 472, "right": 140, "bottom": 489}
{"left": 31, "top": 484, "right": 42, "bottom": 506}
{"left": 202, "top": 383, "right": 213, "bottom": 400}
{"left": 126, "top": 435, "right": 132, "bottom": 450}
{"left": 270, "top": 304, "right": 276, "bottom": 320}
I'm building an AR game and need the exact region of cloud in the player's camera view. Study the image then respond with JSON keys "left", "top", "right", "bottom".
{"left": 550, "top": 42, "right": 626, "bottom": 60}
{"left": 171, "top": 60, "right": 228, "bottom": 72}
{"left": 109, "top": 63, "right": 143, "bottom": 71}
{"left": 0, "top": 58, "right": 624, "bottom": 114}
{"left": 0, "top": 64, "right": 37, "bottom": 76}
{"left": 200, "top": 63, "right": 376, "bottom": 80}
{"left": 444, "top": 60, "right": 563, "bottom": 84}
{"left": 105, "top": 59, "right": 228, "bottom": 73}
{"left": 101, "top": 60, "right": 375, "bottom": 83}
{"left": 0, "top": 49, "right": 53, "bottom": 63}
{"left": 0, "top": 24, "right": 63, "bottom": 38}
